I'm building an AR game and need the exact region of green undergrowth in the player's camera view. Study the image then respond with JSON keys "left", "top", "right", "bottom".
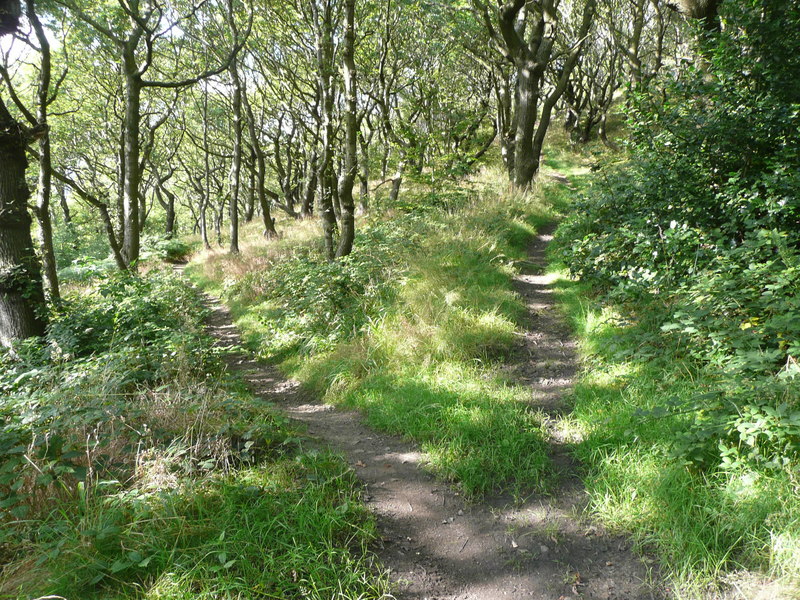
{"left": 553, "top": 269, "right": 800, "bottom": 597}
{"left": 0, "top": 268, "right": 388, "bottom": 599}
{"left": 549, "top": 187, "right": 800, "bottom": 594}
{"left": 189, "top": 168, "right": 562, "bottom": 497}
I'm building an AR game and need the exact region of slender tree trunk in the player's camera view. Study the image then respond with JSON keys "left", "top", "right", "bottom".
{"left": 228, "top": 59, "right": 242, "bottom": 254}
{"left": 138, "top": 193, "right": 147, "bottom": 232}
{"left": 122, "top": 55, "right": 142, "bottom": 266}
{"left": 256, "top": 151, "right": 276, "bottom": 238}
{"left": 312, "top": 0, "right": 337, "bottom": 260}
{"left": 244, "top": 151, "right": 255, "bottom": 222}
{"left": 302, "top": 149, "right": 317, "bottom": 218}
{"left": 358, "top": 134, "right": 369, "bottom": 213}
{"left": 25, "top": 0, "right": 59, "bottom": 300}
{"left": 380, "top": 143, "right": 390, "bottom": 179}
{"left": 330, "top": 169, "right": 341, "bottom": 222}
{"left": 116, "top": 119, "right": 125, "bottom": 241}
{"left": 242, "top": 88, "right": 276, "bottom": 238}
{"left": 215, "top": 198, "right": 224, "bottom": 246}
{"left": 336, "top": 0, "right": 357, "bottom": 257}
{"left": 200, "top": 196, "right": 210, "bottom": 249}
{"left": 389, "top": 155, "right": 406, "bottom": 204}
{"left": 201, "top": 89, "right": 212, "bottom": 250}
{"left": 58, "top": 185, "right": 71, "bottom": 224}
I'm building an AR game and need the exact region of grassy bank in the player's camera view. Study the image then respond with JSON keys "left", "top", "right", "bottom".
{"left": 0, "top": 269, "right": 388, "bottom": 599}
{"left": 188, "top": 167, "right": 562, "bottom": 497}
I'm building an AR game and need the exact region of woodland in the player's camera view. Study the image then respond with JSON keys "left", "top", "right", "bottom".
{"left": 0, "top": 0, "right": 799, "bottom": 598}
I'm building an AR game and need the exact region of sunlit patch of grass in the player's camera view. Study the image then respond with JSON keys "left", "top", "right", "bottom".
{"left": 186, "top": 217, "right": 322, "bottom": 298}
{"left": 190, "top": 168, "right": 558, "bottom": 497}
{"left": 311, "top": 360, "right": 552, "bottom": 497}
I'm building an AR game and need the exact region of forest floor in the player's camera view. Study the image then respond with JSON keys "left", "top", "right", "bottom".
{"left": 191, "top": 213, "right": 665, "bottom": 599}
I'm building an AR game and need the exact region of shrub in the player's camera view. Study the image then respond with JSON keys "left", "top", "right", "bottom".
{"left": 558, "top": 0, "right": 800, "bottom": 472}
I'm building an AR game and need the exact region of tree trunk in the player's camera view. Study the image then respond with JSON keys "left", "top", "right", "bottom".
{"left": 242, "top": 87, "right": 277, "bottom": 238}
{"left": 25, "top": 0, "right": 59, "bottom": 301}
{"left": 302, "top": 149, "right": 317, "bottom": 218}
{"left": 336, "top": 0, "right": 357, "bottom": 258}
{"left": 122, "top": 55, "right": 142, "bottom": 266}
{"left": 244, "top": 150, "right": 255, "bottom": 222}
{"left": 312, "top": 0, "right": 337, "bottom": 260}
{"left": 330, "top": 169, "right": 341, "bottom": 223}
{"left": 58, "top": 185, "right": 71, "bottom": 224}
{"left": 358, "top": 133, "right": 369, "bottom": 213}
{"left": 512, "top": 57, "right": 542, "bottom": 189}
{"left": 229, "top": 58, "right": 243, "bottom": 255}
{"left": 156, "top": 185, "right": 176, "bottom": 238}
{"left": 389, "top": 155, "right": 406, "bottom": 204}
{"left": 0, "top": 96, "right": 47, "bottom": 346}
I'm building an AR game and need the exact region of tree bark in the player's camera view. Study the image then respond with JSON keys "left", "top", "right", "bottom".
{"left": 0, "top": 1, "right": 47, "bottom": 346}
{"left": 26, "top": 0, "right": 59, "bottom": 300}
{"left": 229, "top": 58, "right": 243, "bottom": 254}
{"left": 358, "top": 131, "right": 370, "bottom": 213}
{"left": 0, "top": 96, "right": 48, "bottom": 346}
{"left": 242, "top": 87, "right": 277, "bottom": 238}
{"left": 58, "top": 185, "right": 71, "bottom": 224}
{"left": 244, "top": 150, "right": 255, "bottom": 222}
{"left": 302, "top": 149, "right": 317, "bottom": 218}
{"left": 311, "top": 0, "right": 338, "bottom": 260}
{"left": 335, "top": 0, "right": 357, "bottom": 257}
{"left": 121, "top": 44, "right": 142, "bottom": 266}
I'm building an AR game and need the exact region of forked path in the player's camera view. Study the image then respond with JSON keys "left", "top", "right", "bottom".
{"left": 190, "top": 224, "right": 663, "bottom": 600}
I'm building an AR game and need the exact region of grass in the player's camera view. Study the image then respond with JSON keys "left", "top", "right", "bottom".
{"left": 188, "top": 166, "right": 558, "bottom": 497}
{"left": 542, "top": 165, "right": 800, "bottom": 595}
{"left": 186, "top": 127, "right": 800, "bottom": 595}
{"left": 0, "top": 269, "right": 390, "bottom": 600}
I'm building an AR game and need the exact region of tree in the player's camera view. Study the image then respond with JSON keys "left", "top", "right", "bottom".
{"left": 476, "top": 0, "right": 597, "bottom": 189}
{"left": 335, "top": 0, "right": 356, "bottom": 258}
{"left": 0, "top": 0, "right": 47, "bottom": 346}
{"left": 54, "top": 0, "right": 245, "bottom": 268}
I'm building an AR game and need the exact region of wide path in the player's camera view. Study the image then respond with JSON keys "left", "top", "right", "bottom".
{"left": 191, "top": 225, "right": 663, "bottom": 599}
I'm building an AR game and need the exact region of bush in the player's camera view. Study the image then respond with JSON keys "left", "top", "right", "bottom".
{"left": 558, "top": 0, "right": 800, "bottom": 472}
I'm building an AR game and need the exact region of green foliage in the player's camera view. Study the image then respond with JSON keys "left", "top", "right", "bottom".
{"left": 551, "top": 1, "right": 800, "bottom": 590}
{"left": 0, "top": 270, "right": 387, "bottom": 599}
{"left": 554, "top": 274, "right": 800, "bottom": 590}
{"left": 224, "top": 218, "right": 417, "bottom": 357}
{"left": 558, "top": 0, "right": 800, "bottom": 473}
{"left": 142, "top": 235, "right": 196, "bottom": 263}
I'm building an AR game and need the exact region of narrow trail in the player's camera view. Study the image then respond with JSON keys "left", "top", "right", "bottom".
{"left": 185, "top": 223, "right": 664, "bottom": 600}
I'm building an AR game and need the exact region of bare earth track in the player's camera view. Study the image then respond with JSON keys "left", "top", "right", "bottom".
{"left": 189, "top": 225, "right": 665, "bottom": 600}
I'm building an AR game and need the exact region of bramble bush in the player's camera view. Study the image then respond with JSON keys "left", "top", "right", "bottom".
{"left": 559, "top": 0, "right": 800, "bottom": 472}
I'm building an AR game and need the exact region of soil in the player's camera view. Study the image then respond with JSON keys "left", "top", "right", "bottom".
{"left": 187, "top": 222, "right": 666, "bottom": 600}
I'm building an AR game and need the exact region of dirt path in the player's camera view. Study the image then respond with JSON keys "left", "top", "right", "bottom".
{"left": 186, "top": 225, "right": 664, "bottom": 600}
